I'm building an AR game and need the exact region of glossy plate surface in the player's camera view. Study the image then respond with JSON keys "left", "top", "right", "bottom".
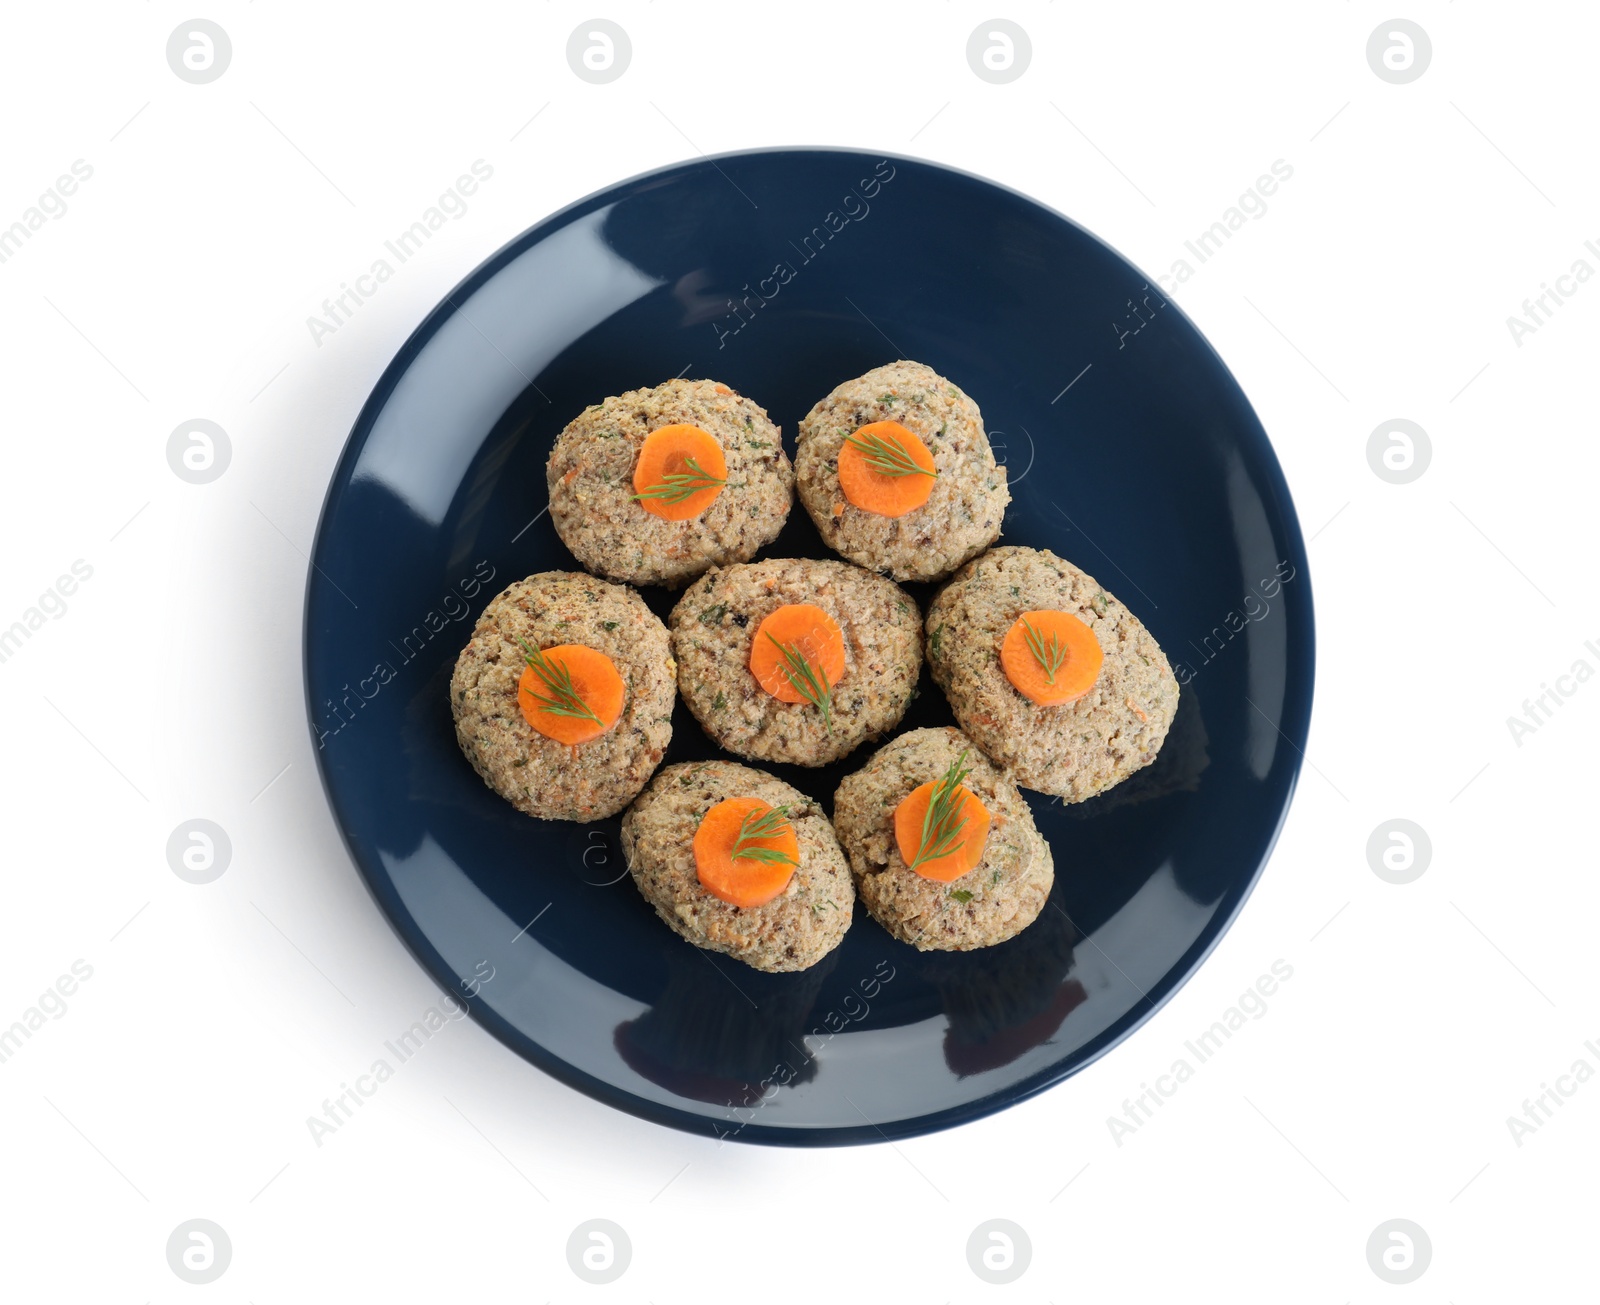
{"left": 305, "top": 149, "right": 1314, "bottom": 1145}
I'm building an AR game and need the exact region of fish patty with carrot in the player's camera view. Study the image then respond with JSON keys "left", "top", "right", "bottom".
{"left": 833, "top": 727, "right": 1053, "bottom": 951}
{"left": 546, "top": 378, "right": 793, "bottom": 589}
{"left": 925, "top": 546, "right": 1178, "bottom": 802}
{"left": 621, "top": 760, "right": 855, "bottom": 972}
{"left": 668, "top": 556, "right": 922, "bottom": 768}
{"left": 450, "top": 572, "right": 675, "bottom": 821}
{"left": 794, "top": 360, "right": 1010, "bottom": 583}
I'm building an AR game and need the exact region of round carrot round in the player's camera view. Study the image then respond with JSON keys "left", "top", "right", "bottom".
{"left": 517, "top": 642, "right": 626, "bottom": 745}
{"left": 894, "top": 780, "right": 991, "bottom": 883}
{"left": 748, "top": 604, "right": 846, "bottom": 705}
{"left": 632, "top": 423, "right": 728, "bottom": 521}
{"left": 999, "top": 609, "right": 1104, "bottom": 705}
{"left": 836, "top": 420, "right": 937, "bottom": 517}
{"left": 693, "top": 796, "right": 800, "bottom": 907}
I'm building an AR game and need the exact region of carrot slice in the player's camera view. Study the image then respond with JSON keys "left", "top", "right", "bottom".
{"left": 516, "top": 641, "right": 625, "bottom": 744}
{"left": 893, "top": 751, "right": 991, "bottom": 883}
{"left": 632, "top": 423, "right": 728, "bottom": 521}
{"left": 693, "top": 797, "right": 800, "bottom": 907}
{"left": 748, "top": 604, "right": 846, "bottom": 723}
{"left": 836, "top": 420, "right": 937, "bottom": 517}
{"left": 999, "top": 609, "right": 1103, "bottom": 705}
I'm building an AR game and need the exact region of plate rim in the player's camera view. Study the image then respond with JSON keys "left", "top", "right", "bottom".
{"left": 302, "top": 145, "right": 1317, "bottom": 1146}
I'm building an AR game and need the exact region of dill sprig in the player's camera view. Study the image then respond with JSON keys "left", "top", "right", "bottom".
{"left": 907, "top": 749, "right": 974, "bottom": 873}
{"left": 844, "top": 428, "right": 936, "bottom": 479}
{"left": 631, "top": 457, "right": 726, "bottom": 505}
{"left": 766, "top": 632, "right": 834, "bottom": 732}
{"left": 1021, "top": 616, "right": 1067, "bottom": 685}
{"left": 729, "top": 804, "right": 798, "bottom": 867}
{"left": 516, "top": 637, "right": 603, "bottom": 726}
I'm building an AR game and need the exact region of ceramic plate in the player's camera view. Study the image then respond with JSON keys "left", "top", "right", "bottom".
{"left": 304, "top": 148, "right": 1314, "bottom": 1144}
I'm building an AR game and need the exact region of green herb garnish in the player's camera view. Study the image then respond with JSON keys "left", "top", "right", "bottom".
{"left": 729, "top": 804, "right": 798, "bottom": 867}
{"left": 515, "top": 637, "right": 603, "bottom": 726}
{"left": 907, "top": 749, "right": 974, "bottom": 874}
{"left": 1020, "top": 615, "right": 1067, "bottom": 686}
{"left": 843, "top": 428, "right": 936, "bottom": 479}
{"left": 631, "top": 457, "right": 726, "bottom": 505}
{"left": 766, "top": 631, "right": 834, "bottom": 732}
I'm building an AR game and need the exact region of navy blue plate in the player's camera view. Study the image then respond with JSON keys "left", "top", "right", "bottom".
{"left": 305, "top": 149, "right": 1313, "bottom": 1145}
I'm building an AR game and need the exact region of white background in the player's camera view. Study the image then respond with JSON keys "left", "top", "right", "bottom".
{"left": 1, "top": 2, "right": 1595, "bottom": 1299}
